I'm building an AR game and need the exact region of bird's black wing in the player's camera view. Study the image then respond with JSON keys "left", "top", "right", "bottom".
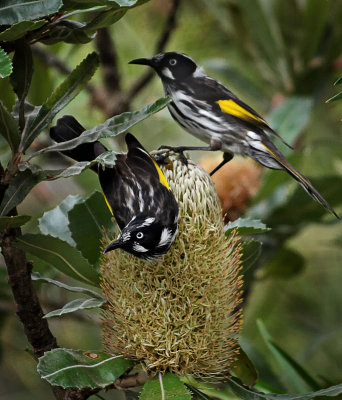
{"left": 188, "top": 76, "right": 292, "bottom": 149}
{"left": 98, "top": 133, "right": 177, "bottom": 230}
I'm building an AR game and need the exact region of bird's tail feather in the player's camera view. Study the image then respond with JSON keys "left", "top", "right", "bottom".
{"left": 50, "top": 115, "right": 107, "bottom": 162}
{"left": 262, "top": 143, "right": 339, "bottom": 218}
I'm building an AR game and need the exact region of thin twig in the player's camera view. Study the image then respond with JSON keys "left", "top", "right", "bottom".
{"left": 125, "top": 0, "right": 182, "bottom": 102}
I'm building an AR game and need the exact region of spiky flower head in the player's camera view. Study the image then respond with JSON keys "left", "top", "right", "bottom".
{"left": 100, "top": 153, "right": 243, "bottom": 380}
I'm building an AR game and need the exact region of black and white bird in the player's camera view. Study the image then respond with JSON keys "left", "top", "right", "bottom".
{"left": 129, "top": 52, "right": 338, "bottom": 218}
{"left": 50, "top": 116, "right": 179, "bottom": 259}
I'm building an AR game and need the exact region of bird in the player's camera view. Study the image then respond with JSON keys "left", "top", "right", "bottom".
{"left": 50, "top": 116, "right": 179, "bottom": 259}
{"left": 129, "top": 51, "right": 338, "bottom": 218}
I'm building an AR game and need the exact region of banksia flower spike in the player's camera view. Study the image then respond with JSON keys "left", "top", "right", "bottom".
{"left": 100, "top": 153, "right": 243, "bottom": 380}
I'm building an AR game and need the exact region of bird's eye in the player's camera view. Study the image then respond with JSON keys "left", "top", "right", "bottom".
{"left": 169, "top": 59, "right": 177, "bottom": 66}
{"left": 136, "top": 232, "right": 144, "bottom": 239}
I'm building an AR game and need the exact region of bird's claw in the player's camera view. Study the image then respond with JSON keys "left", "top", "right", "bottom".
{"left": 158, "top": 145, "right": 188, "bottom": 166}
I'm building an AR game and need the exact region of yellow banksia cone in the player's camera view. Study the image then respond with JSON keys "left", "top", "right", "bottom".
{"left": 100, "top": 153, "right": 243, "bottom": 380}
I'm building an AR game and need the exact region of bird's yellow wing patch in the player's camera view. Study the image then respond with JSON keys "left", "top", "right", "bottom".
{"left": 216, "top": 99, "right": 265, "bottom": 124}
{"left": 152, "top": 159, "right": 170, "bottom": 190}
{"left": 104, "top": 194, "right": 114, "bottom": 215}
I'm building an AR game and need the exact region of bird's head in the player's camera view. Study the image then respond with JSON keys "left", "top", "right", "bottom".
{"left": 103, "top": 216, "right": 177, "bottom": 260}
{"left": 129, "top": 52, "right": 198, "bottom": 81}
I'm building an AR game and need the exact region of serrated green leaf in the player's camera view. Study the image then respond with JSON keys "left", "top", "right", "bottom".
{"left": 39, "top": 194, "right": 83, "bottom": 245}
{"left": 224, "top": 376, "right": 342, "bottom": 400}
{"left": 16, "top": 234, "right": 99, "bottom": 286}
{"left": 140, "top": 373, "right": 192, "bottom": 400}
{"left": 0, "top": 215, "right": 30, "bottom": 230}
{"left": 10, "top": 40, "right": 33, "bottom": 131}
{"left": 0, "top": 20, "right": 46, "bottom": 41}
{"left": 230, "top": 345, "right": 258, "bottom": 387}
{"left": 0, "top": 169, "right": 40, "bottom": 216}
{"left": 225, "top": 218, "right": 270, "bottom": 236}
{"left": 0, "top": 99, "right": 20, "bottom": 152}
{"left": 68, "top": 191, "right": 114, "bottom": 265}
{"left": 37, "top": 349, "right": 134, "bottom": 389}
{"left": 257, "top": 320, "right": 310, "bottom": 393}
{"left": 0, "top": 0, "right": 62, "bottom": 25}
{"left": 43, "top": 297, "right": 105, "bottom": 318}
{"left": 0, "top": 48, "right": 13, "bottom": 78}
{"left": 21, "top": 52, "right": 99, "bottom": 151}
{"left": 27, "top": 97, "right": 170, "bottom": 159}
{"left": 31, "top": 272, "right": 103, "bottom": 299}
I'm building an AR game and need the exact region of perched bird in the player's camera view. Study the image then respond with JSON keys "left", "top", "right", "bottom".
{"left": 129, "top": 52, "right": 338, "bottom": 218}
{"left": 50, "top": 116, "right": 179, "bottom": 259}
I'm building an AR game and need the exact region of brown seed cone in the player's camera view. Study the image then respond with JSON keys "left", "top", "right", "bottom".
{"left": 100, "top": 153, "right": 243, "bottom": 379}
{"left": 200, "top": 155, "right": 263, "bottom": 221}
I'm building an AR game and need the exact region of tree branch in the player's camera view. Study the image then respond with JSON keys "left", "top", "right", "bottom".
{"left": 125, "top": 0, "right": 182, "bottom": 102}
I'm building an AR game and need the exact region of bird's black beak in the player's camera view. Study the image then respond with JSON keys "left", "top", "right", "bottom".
{"left": 103, "top": 239, "right": 122, "bottom": 254}
{"left": 129, "top": 57, "right": 155, "bottom": 67}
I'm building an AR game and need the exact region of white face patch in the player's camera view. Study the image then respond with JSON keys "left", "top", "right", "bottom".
{"left": 157, "top": 228, "right": 172, "bottom": 248}
{"left": 133, "top": 243, "right": 149, "bottom": 253}
{"left": 120, "top": 231, "right": 131, "bottom": 242}
{"left": 161, "top": 67, "right": 175, "bottom": 80}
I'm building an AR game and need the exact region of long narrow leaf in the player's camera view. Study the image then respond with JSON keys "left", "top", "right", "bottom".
{"left": 10, "top": 40, "right": 33, "bottom": 131}
{"left": 225, "top": 376, "right": 342, "bottom": 400}
{"left": 32, "top": 272, "right": 103, "bottom": 299}
{"left": 0, "top": 215, "right": 31, "bottom": 230}
{"left": 0, "top": 0, "right": 62, "bottom": 25}
{"left": 27, "top": 97, "right": 170, "bottom": 159}
{"left": 0, "top": 100, "right": 20, "bottom": 152}
{"left": 21, "top": 52, "right": 99, "bottom": 151}
{"left": 38, "top": 349, "right": 134, "bottom": 389}
{"left": 43, "top": 297, "right": 105, "bottom": 318}
{"left": 16, "top": 234, "right": 99, "bottom": 286}
{"left": 257, "top": 320, "right": 314, "bottom": 393}
{"left": 0, "top": 169, "right": 39, "bottom": 216}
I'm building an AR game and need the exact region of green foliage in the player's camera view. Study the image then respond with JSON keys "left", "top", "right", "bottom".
{"left": 0, "top": 20, "right": 46, "bottom": 42}
{"left": 68, "top": 191, "right": 113, "bottom": 264}
{"left": 0, "top": 0, "right": 63, "bottom": 25}
{"left": 21, "top": 52, "right": 100, "bottom": 151}
{"left": 16, "top": 234, "right": 100, "bottom": 286}
{"left": 43, "top": 297, "right": 105, "bottom": 319}
{"left": 28, "top": 96, "right": 171, "bottom": 159}
{"left": 225, "top": 218, "right": 270, "bottom": 236}
{"left": 10, "top": 40, "right": 33, "bottom": 131}
{"left": 37, "top": 349, "right": 134, "bottom": 389}
{"left": 39, "top": 195, "right": 83, "bottom": 245}
{"left": 326, "top": 77, "right": 342, "bottom": 103}
{"left": 0, "top": 47, "right": 12, "bottom": 78}
{"left": 223, "top": 377, "right": 342, "bottom": 400}
{"left": 0, "top": 215, "right": 31, "bottom": 230}
{"left": 0, "top": 99, "right": 20, "bottom": 152}
{"left": 140, "top": 373, "right": 192, "bottom": 400}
